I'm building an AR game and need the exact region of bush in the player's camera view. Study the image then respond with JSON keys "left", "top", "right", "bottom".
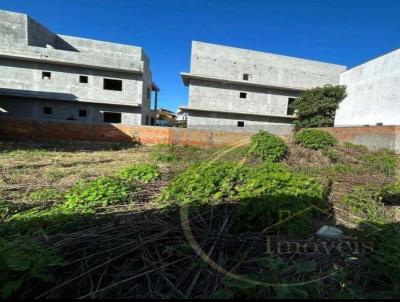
{"left": 0, "top": 236, "right": 63, "bottom": 298}
{"left": 158, "top": 162, "right": 251, "bottom": 205}
{"left": 64, "top": 177, "right": 136, "bottom": 212}
{"left": 248, "top": 131, "right": 288, "bottom": 162}
{"left": 294, "top": 129, "right": 337, "bottom": 150}
{"left": 361, "top": 149, "right": 398, "bottom": 177}
{"left": 291, "top": 85, "right": 347, "bottom": 129}
{"left": 117, "top": 163, "right": 161, "bottom": 182}
{"left": 232, "top": 163, "right": 327, "bottom": 235}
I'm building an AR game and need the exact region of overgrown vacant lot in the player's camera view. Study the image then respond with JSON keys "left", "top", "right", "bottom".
{"left": 0, "top": 133, "right": 399, "bottom": 299}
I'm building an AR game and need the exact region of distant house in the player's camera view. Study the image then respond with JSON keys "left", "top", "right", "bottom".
{"left": 156, "top": 108, "right": 176, "bottom": 127}
{"left": 0, "top": 10, "right": 159, "bottom": 125}
{"left": 335, "top": 49, "right": 400, "bottom": 127}
{"left": 176, "top": 109, "right": 189, "bottom": 121}
{"left": 180, "top": 41, "right": 347, "bottom": 135}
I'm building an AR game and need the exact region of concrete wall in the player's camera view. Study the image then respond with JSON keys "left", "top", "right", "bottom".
{"left": 190, "top": 41, "right": 346, "bottom": 89}
{"left": 335, "top": 49, "right": 400, "bottom": 127}
{"left": 0, "top": 96, "right": 141, "bottom": 124}
{"left": 187, "top": 111, "right": 293, "bottom": 136}
{"left": 0, "top": 10, "right": 155, "bottom": 126}
{"left": 0, "top": 58, "right": 144, "bottom": 107}
{"left": 183, "top": 41, "right": 346, "bottom": 132}
{"left": 188, "top": 79, "right": 300, "bottom": 116}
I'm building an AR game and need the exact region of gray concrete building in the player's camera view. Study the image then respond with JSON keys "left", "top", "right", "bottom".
{"left": 335, "top": 49, "right": 400, "bottom": 127}
{"left": 180, "top": 41, "right": 347, "bottom": 135}
{"left": 0, "top": 10, "right": 159, "bottom": 125}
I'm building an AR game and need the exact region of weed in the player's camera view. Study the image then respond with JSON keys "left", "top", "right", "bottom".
{"left": 248, "top": 131, "right": 288, "bottom": 162}
{"left": 117, "top": 163, "right": 161, "bottom": 182}
{"left": 360, "top": 149, "right": 398, "bottom": 177}
{"left": 294, "top": 129, "right": 337, "bottom": 150}
{"left": 150, "top": 145, "right": 180, "bottom": 163}
{"left": 158, "top": 162, "right": 251, "bottom": 205}
{"left": 343, "top": 142, "right": 369, "bottom": 153}
{"left": 232, "top": 163, "right": 327, "bottom": 235}
{"left": 29, "top": 188, "right": 62, "bottom": 202}
{"left": 64, "top": 177, "right": 136, "bottom": 212}
{"left": 0, "top": 236, "right": 63, "bottom": 299}
{"left": 381, "top": 183, "right": 400, "bottom": 205}
{"left": 341, "top": 186, "right": 388, "bottom": 224}
{"left": 322, "top": 148, "right": 340, "bottom": 163}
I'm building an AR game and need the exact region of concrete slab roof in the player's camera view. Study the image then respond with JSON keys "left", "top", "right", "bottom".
{"left": 179, "top": 106, "right": 297, "bottom": 120}
{"left": 180, "top": 72, "right": 308, "bottom": 92}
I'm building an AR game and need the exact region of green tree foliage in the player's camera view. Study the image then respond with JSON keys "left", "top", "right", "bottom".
{"left": 291, "top": 85, "right": 347, "bottom": 129}
{"left": 249, "top": 131, "right": 288, "bottom": 162}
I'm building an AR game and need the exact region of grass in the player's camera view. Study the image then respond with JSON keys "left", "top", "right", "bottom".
{"left": 0, "top": 139, "right": 399, "bottom": 298}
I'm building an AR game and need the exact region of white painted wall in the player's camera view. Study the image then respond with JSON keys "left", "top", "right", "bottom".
{"left": 335, "top": 49, "right": 400, "bottom": 127}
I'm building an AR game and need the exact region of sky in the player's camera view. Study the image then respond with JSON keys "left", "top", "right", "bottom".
{"left": 1, "top": 0, "right": 400, "bottom": 112}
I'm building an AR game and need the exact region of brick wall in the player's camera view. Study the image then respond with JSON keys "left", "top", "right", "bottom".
{"left": 1, "top": 117, "right": 399, "bottom": 151}
{"left": 0, "top": 117, "right": 254, "bottom": 147}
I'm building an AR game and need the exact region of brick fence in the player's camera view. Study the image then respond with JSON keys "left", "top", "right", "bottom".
{"left": 1, "top": 117, "right": 399, "bottom": 151}
{"left": 0, "top": 117, "right": 254, "bottom": 147}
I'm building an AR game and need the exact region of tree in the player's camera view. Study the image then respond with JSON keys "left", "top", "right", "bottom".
{"left": 291, "top": 85, "right": 347, "bottom": 130}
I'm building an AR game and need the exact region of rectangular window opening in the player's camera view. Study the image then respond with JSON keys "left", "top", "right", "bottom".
{"left": 147, "top": 88, "right": 151, "bottom": 100}
{"left": 243, "top": 74, "right": 250, "bottom": 81}
{"left": 240, "top": 92, "right": 247, "bottom": 99}
{"left": 42, "top": 72, "right": 51, "bottom": 80}
{"left": 103, "top": 79, "right": 122, "bottom": 91}
{"left": 237, "top": 121, "right": 245, "bottom": 128}
{"left": 43, "top": 107, "right": 52, "bottom": 115}
{"left": 80, "top": 75, "right": 88, "bottom": 84}
{"left": 103, "top": 112, "right": 122, "bottom": 123}
{"left": 79, "top": 109, "right": 87, "bottom": 117}
{"left": 287, "top": 98, "right": 296, "bottom": 116}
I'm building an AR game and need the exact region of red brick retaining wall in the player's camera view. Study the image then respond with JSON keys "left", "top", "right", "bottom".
{"left": 1, "top": 117, "right": 399, "bottom": 149}
{"left": 0, "top": 117, "right": 253, "bottom": 147}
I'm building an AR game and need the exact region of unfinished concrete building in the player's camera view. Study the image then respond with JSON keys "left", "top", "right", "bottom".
{"left": 0, "top": 10, "right": 159, "bottom": 125}
{"left": 180, "top": 41, "right": 347, "bottom": 135}
{"left": 335, "top": 49, "right": 400, "bottom": 127}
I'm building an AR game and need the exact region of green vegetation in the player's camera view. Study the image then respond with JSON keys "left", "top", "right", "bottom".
{"left": 158, "top": 162, "right": 251, "bottom": 205}
{"left": 150, "top": 144, "right": 180, "bottom": 163}
{"left": 248, "top": 131, "right": 288, "bottom": 162}
{"left": 343, "top": 142, "right": 369, "bottom": 152}
{"left": 294, "top": 129, "right": 337, "bottom": 150}
{"left": 117, "top": 163, "right": 161, "bottom": 182}
{"left": 0, "top": 137, "right": 399, "bottom": 298}
{"left": 64, "top": 177, "right": 135, "bottom": 212}
{"left": 341, "top": 186, "right": 388, "bottom": 224}
{"left": 233, "top": 163, "right": 327, "bottom": 235}
{"left": 291, "top": 85, "right": 347, "bottom": 129}
{"left": 0, "top": 236, "right": 63, "bottom": 298}
{"left": 360, "top": 149, "right": 398, "bottom": 177}
{"left": 321, "top": 148, "right": 340, "bottom": 163}
{"left": 29, "top": 188, "right": 62, "bottom": 202}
